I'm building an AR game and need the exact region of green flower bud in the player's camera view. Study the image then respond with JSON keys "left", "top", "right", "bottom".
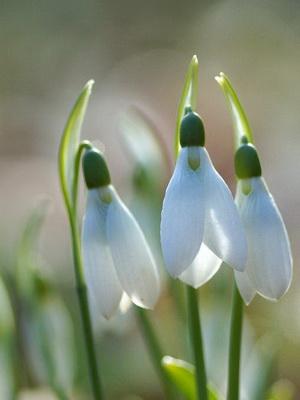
{"left": 82, "top": 148, "right": 111, "bottom": 188}
{"left": 180, "top": 111, "right": 205, "bottom": 147}
{"left": 235, "top": 142, "right": 262, "bottom": 179}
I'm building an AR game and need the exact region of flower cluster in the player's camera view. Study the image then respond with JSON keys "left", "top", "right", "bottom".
{"left": 160, "top": 110, "right": 247, "bottom": 286}
{"left": 81, "top": 101, "right": 292, "bottom": 318}
{"left": 160, "top": 112, "right": 292, "bottom": 303}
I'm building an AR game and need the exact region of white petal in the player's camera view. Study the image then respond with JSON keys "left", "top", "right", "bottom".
{"left": 119, "top": 292, "right": 132, "bottom": 314}
{"left": 201, "top": 148, "right": 247, "bottom": 271}
{"left": 81, "top": 189, "right": 123, "bottom": 319}
{"left": 106, "top": 187, "right": 160, "bottom": 309}
{"left": 160, "top": 147, "right": 205, "bottom": 277}
{"left": 179, "top": 244, "right": 222, "bottom": 288}
{"left": 236, "top": 177, "right": 293, "bottom": 300}
{"left": 234, "top": 270, "right": 256, "bottom": 305}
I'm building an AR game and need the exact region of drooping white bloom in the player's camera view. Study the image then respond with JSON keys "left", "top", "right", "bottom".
{"left": 234, "top": 177, "right": 292, "bottom": 304}
{"left": 82, "top": 185, "right": 160, "bottom": 319}
{"left": 160, "top": 144, "right": 247, "bottom": 284}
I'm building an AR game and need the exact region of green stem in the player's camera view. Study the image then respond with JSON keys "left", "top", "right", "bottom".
{"left": 72, "top": 140, "right": 92, "bottom": 215}
{"left": 135, "top": 307, "right": 175, "bottom": 400}
{"left": 227, "top": 282, "right": 243, "bottom": 400}
{"left": 68, "top": 202, "right": 103, "bottom": 399}
{"left": 61, "top": 142, "right": 103, "bottom": 399}
{"left": 168, "top": 277, "right": 186, "bottom": 325}
{"left": 174, "top": 55, "right": 199, "bottom": 156}
{"left": 186, "top": 286, "right": 208, "bottom": 400}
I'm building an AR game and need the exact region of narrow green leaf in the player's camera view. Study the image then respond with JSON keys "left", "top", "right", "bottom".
{"left": 0, "top": 278, "right": 14, "bottom": 338}
{"left": 58, "top": 80, "right": 94, "bottom": 211}
{"left": 175, "top": 55, "right": 199, "bottom": 157}
{"left": 16, "top": 199, "right": 50, "bottom": 298}
{"left": 119, "top": 107, "right": 168, "bottom": 186}
{"left": 215, "top": 72, "right": 253, "bottom": 149}
{"left": 162, "top": 356, "right": 219, "bottom": 400}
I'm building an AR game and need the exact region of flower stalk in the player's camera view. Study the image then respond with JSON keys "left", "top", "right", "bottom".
{"left": 169, "top": 57, "right": 209, "bottom": 400}
{"left": 67, "top": 148, "right": 103, "bottom": 400}
{"left": 215, "top": 73, "right": 292, "bottom": 399}
{"left": 186, "top": 286, "right": 208, "bottom": 400}
{"left": 227, "top": 282, "right": 243, "bottom": 400}
{"left": 58, "top": 82, "right": 103, "bottom": 399}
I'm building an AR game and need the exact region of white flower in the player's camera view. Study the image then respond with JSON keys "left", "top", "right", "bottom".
{"left": 234, "top": 177, "right": 293, "bottom": 304}
{"left": 82, "top": 185, "right": 160, "bottom": 319}
{"left": 160, "top": 144, "right": 247, "bottom": 284}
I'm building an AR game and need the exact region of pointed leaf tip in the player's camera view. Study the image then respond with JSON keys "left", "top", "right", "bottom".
{"left": 191, "top": 54, "right": 198, "bottom": 66}
{"left": 162, "top": 356, "right": 196, "bottom": 400}
{"left": 58, "top": 80, "right": 94, "bottom": 211}
{"left": 85, "top": 79, "right": 95, "bottom": 92}
{"left": 215, "top": 72, "right": 253, "bottom": 148}
{"left": 162, "top": 356, "right": 219, "bottom": 400}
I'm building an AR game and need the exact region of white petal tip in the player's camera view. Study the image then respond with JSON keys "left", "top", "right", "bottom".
{"left": 239, "top": 290, "right": 256, "bottom": 306}
{"left": 129, "top": 289, "right": 160, "bottom": 310}
{"left": 235, "top": 271, "right": 256, "bottom": 306}
{"left": 257, "top": 288, "right": 290, "bottom": 303}
{"left": 244, "top": 297, "right": 254, "bottom": 306}
{"left": 133, "top": 300, "right": 154, "bottom": 310}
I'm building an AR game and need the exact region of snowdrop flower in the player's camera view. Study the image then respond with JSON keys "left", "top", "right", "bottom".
{"left": 81, "top": 148, "right": 160, "bottom": 319}
{"left": 160, "top": 110, "right": 247, "bottom": 286}
{"left": 234, "top": 139, "right": 293, "bottom": 304}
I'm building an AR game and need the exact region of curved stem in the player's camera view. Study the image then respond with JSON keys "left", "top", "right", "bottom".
{"left": 64, "top": 142, "right": 103, "bottom": 399}
{"left": 135, "top": 307, "right": 176, "bottom": 399}
{"left": 174, "top": 55, "right": 199, "bottom": 156}
{"left": 227, "top": 282, "right": 243, "bottom": 400}
{"left": 72, "top": 140, "right": 93, "bottom": 215}
{"left": 186, "top": 286, "right": 208, "bottom": 400}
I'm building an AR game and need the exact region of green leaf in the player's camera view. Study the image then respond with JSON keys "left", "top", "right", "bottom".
{"left": 119, "top": 107, "right": 168, "bottom": 188}
{"left": 215, "top": 72, "right": 253, "bottom": 149}
{"left": 58, "top": 80, "right": 94, "bottom": 211}
{"left": 0, "top": 278, "right": 14, "bottom": 337}
{"left": 16, "top": 199, "right": 50, "bottom": 298}
{"left": 175, "top": 55, "right": 199, "bottom": 158}
{"left": 162, "top": 356, "right": 219, "bottom": 400}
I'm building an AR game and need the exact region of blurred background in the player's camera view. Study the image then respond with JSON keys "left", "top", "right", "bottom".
{"left": 0, "top": 0, "right": 299, "bottom": 398}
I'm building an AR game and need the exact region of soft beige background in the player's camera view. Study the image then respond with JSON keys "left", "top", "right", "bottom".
{"left": 0, "top": 0, "right": 299, "bottom": 398}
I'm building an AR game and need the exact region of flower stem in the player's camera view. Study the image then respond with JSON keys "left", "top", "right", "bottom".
{"left": 186, "top": 286, "right": 208, "bottom": 400}
{"left": 135, "top": 307, "right": 175, "bottom": 399}
{"left": 227, "top": 282, "right": 243, "bottom": 400}
{"left": 62, "top": 141, "right": 103, "bottom": 399}
{"left": 69, "top": 213, "right": 103, "bottom": 399}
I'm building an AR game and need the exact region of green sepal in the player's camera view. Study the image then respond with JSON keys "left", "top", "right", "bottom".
{"left": 180, "top": 111, "right": 205, "bottom": 147}
{"left": 235, "top": 142, "right": 262, "bottom": 179}
{"left": 161, "top": 356, "right": 219, "bottom": 400}
{"left": 16, "top": 199, "right": 50, "bottom": 301}
{"left": 82, "top": 148, "right": 111, "bottom": 188}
